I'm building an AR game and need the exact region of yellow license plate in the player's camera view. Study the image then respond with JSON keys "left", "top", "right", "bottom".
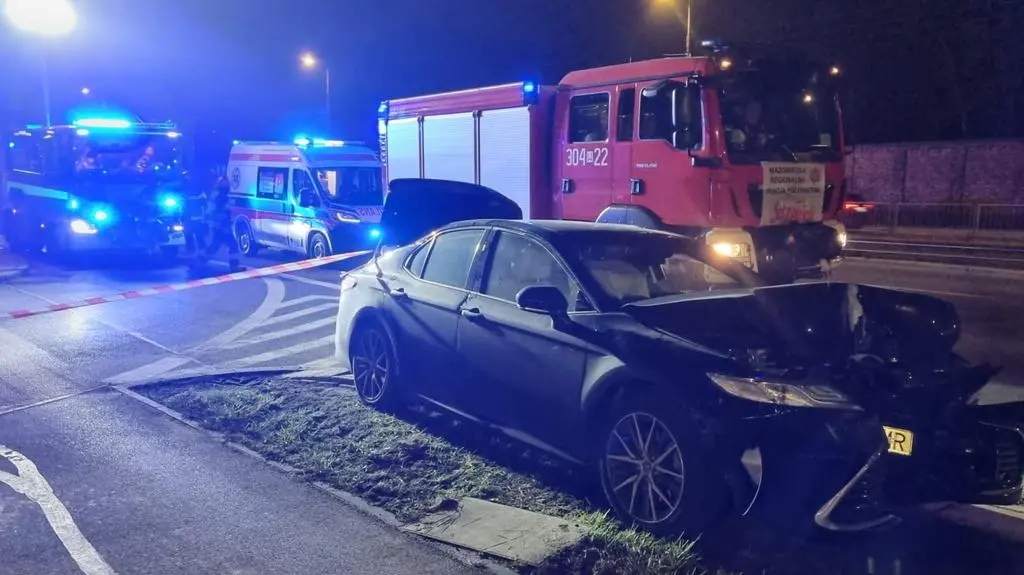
{"left": 883, "top": 425, "right": 914, "bottom": 456}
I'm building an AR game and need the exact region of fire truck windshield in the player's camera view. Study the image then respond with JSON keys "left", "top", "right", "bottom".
{"left": 716, "top": 67, "right": 841, "bottom": 164}
{"left": 314, "top": 166, "right": 384, "bottom": 206}
{"left": 72, "top": 133, "right": 184, "bottom": 180}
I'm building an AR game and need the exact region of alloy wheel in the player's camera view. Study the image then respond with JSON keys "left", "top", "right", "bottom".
{"left": 604, "top": 412, "right": 686, "bottom": 524}
{"left": 352, "top": 328, "right": 390, "bottom": 403}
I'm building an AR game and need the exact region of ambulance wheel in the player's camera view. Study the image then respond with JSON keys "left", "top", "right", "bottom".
{"left": 235, "top": 221, "right": 259, "bottom": 256}
{"left": 308, "top": 232, "right": 330, "bottom": 259}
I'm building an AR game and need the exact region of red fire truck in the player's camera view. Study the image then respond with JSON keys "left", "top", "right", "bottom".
{"left": 378, "top": 42, "right": 849, "bottom": 279}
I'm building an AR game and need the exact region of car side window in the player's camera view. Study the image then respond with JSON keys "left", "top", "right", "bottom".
{"left": 481, "top": 231, "right": 590, "bottom": 310}
{"left": 405, "top": 241, "right": 431, "bottom": 278}
{"left": 420, "top": 229, "right": 485, "bottom": 289}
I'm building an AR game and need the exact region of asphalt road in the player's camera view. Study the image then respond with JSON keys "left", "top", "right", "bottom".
{"left": 0, "top": 250, "right": 474, "bottom": 575}
{"left": 1, "top": 248, "right": 1023, "bottom": 574}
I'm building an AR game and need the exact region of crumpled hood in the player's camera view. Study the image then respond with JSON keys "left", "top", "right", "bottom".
{"left": 625, "top": 282, "right": 961, "bottom": 369}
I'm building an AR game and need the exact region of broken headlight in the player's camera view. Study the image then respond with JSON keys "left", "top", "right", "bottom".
{"left": 708, "top": 373, "right": 862, "bottom": 411}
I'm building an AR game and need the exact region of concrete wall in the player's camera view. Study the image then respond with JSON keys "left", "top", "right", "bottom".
{"left": 847, "top": 140, "right": 1024, "bottom": 203}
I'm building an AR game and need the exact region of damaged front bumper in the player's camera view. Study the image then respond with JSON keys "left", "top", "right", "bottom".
{"left": 719, "top": 403, "right": 1024, "bottom": 532}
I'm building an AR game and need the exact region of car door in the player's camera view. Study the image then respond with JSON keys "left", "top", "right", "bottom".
{"left": 559, "top": 91, "right": 614, "bottom": 222}
{"left": 254, "top": 166, "right": 291, "bottom": 249}
{"left": 384, "top": 227, "right": 487, "bottom": 400}
{"left": 289, "top": 167, "right": 320, "bottom": 253}
{"left": 455, "top": 229, "right": 591, "bottom": 454}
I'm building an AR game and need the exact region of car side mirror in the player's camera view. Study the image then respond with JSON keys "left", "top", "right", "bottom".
{"left": 515, "top": 285, "right": 569, "bottom": 316}
{"left": 298, "top": 188, "right": 319, "bottom": 207}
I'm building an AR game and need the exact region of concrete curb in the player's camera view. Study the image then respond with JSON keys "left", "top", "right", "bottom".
{"left": 116, "top": 373, "right": 1024, "bottom": 555}
{"left": 110, "top": 382, "right": 514, "bottom": 575}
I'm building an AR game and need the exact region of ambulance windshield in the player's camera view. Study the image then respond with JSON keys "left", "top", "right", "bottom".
{"left": 314, "top": 166, "right": 384, "bottom": 206}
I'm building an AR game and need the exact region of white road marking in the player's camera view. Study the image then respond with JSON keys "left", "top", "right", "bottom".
{"left": 278, "top": 294, "right": 338, "bottom": 309}
{"left": 226, "top": 334, "right": 335, "bottom": 368}
{"left": 103, "top": 356, "right": 197, "bottom": 385}
{"left": 220, "top": 316, "right": 336, "bottom": 350}
{"left": 282, "top": 273, "right": 340, "bottom": 290}
{"left": 255, "top": 303, "right": 337, "bottom": 329}
{"left": 0, "top": 445, "right": 116, "bottom": 575}
{"left": 0, "top": 325, "right": 80, "bottom": 399}
{"left": 194, "top": 277, "right": 286, "bottom": 351}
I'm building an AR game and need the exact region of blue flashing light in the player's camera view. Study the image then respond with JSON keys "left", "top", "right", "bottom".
{"left": 377, "top": 101, "right": 388, "bottom": 115}
{"left": 523, "top": 82, "right": 536, "bottom": 94}
{"left": 25, "top": 124, "right": 42, "bottom": 130}
{"left": 232, "top": 139, "right": 241, "bottom": 145}
{"left": 369, "top": 227, "right": 381, "bottom": 239}
{"left": 74, "top": 118, "right": 132, "bottom": 129}
{"left": 91, "top": 209, "right": 110, "bottom": 222}
{"left": 167, "top": 131, "right": 180, "bottom": 139}
{"left": 67, "top": 199, "right": 80, "bottom": 210}
{"left": 7, "top": 142, "right": 13, "bottom": 149}
{"left": 75, "top": 128, "right": 90, "bottom": 137}
{"left": 294, "top": 136, "right": 312, "bottom": 146}
{"left": 161, "top": 195, "right": 180, "bottom": 209}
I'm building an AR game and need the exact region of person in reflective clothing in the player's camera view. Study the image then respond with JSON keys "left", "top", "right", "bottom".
{"left": 193, "top": 176, "right": 245, "bottom": 272}
{"left": 182, "top": 186, "right": 208, "bottom": 263}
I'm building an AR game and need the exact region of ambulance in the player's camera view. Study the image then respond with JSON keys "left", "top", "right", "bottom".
{"left": 225, "top": 138, "right": 384, "bottom": 258}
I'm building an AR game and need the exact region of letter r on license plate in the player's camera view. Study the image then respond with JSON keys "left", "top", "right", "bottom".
{"left": 883, "top": 425, "right": 914, "bottom": 456}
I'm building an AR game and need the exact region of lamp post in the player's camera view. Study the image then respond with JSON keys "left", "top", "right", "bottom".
{"left": 300, "top": 51, "right": 331, "bottom": 130}
{"left": 652, "top": 0, "right": 694, "bottom": 55}
{"left": 4, "top": 0, "right": 77, "bottom": 127}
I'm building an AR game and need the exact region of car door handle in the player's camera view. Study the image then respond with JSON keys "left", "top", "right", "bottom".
{"left": 389, "top": 287, "right": 407, "bottom": 299}
{"left": 460, "top": 307, "right": 482, "bottom": 319}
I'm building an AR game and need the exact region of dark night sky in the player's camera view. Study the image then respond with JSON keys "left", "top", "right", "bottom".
{"left": 1, "top": 0, "right": 1021, "bottom": 149}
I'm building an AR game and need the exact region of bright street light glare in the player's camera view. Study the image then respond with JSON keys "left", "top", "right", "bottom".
{"left": 81, "top": 87, "right": 90, "bottom": 95}
{"left": 4, "top": 0, "right": 77, "bottom": 36}
{"left": 299, "top": 52, "right": 317, "bottom": 69}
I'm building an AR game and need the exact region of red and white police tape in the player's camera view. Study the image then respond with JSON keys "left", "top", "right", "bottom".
{"left": 0, "top": 250, "right": 372, "bottom": 321}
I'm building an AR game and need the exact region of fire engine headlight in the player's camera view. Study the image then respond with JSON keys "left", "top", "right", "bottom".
{"left": 712, "top": 242, "right": 744, "bottom": 258}
{"left": 70, "top": 218, "right": 98, "bottom": 235}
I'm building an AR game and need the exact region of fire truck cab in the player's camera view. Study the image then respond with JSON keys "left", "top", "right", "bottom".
{"left": 379, "top": 42, "right": 848, "bottom": 280}
{"left": 226, "top": 138, "right": 384, "bottom": 258}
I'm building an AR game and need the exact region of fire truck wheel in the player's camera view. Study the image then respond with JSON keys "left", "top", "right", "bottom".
{"left": 308, "top": 232, "right": 330, "bottom": 259}
{"left": 235, "top": 221, "right": 259, "bottom": 256}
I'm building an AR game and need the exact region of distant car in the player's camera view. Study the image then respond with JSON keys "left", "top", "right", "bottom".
{"left": 335, "top": 178, "right": 1024, "bottom": 537}
{"left": 839, "top": 193, "right": 875, "bottom": 229}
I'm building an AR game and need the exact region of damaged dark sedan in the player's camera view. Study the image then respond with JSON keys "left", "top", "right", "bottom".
{"left": 334, "top": 179, "right": 1024, "bottom": 537}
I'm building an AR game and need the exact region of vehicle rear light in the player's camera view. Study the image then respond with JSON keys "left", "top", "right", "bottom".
{"left": 340, "top": 274, "right": 358, "bottom": 292}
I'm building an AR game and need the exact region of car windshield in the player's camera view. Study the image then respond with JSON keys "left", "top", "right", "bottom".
{"left": 314, "top": 166, "right": 384, "bottom": 206}
{"left": 73, "top": 133, "right": 185, "bottom": 180}
{"left": 717, "top": 66, "right": 841, "bottom": 164}
{"left": 556, "top": 230, "right": 763, "bottom": 308}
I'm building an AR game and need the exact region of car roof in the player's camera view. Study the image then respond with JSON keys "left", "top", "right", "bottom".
{"left": 436, "top": 219, "right": 686, "bottom": 242}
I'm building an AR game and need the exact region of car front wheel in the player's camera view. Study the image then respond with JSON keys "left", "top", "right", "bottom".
{"left": 597, "top": 388, "right": 729, "bottom": 538}
{"left": 349, "top": 319, "right": 402, "bottom": 408}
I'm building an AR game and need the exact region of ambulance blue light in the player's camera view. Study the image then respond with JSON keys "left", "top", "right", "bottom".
{"left": 67, "top": 199, "right": 80, "bottom": 210}
{"left": 167, "top": 131, "right": 180, "bottom": 139}
{"left": 232, "top": 140, "right": 241, "bottom": 145}
{"left": 76, "top": 129, "right": 89, "bottom": 137}
{"left": 294, "top": 136, "right": 312, "bottom": 146}
{"left": 161, "top": 195, "right": 180, "bottom": 209}
{"left": 369, "top": 227, "right": 381, "bottom": 239}
{"left": 7, "top": 142, "right": 13, "bottom": 149}
{"left": 92, "top": 209, "right": 109, "bottom": 222}
{"left": 523, "top": 82, "right": 536, "bottom": 94}
{"left": 74, "top": 118, "right": 132, "bottom": 129}
{"left": 378, "top": 101, "right": 388, "bottom": 116}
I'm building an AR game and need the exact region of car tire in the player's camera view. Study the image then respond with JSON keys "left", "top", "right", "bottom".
{"left": 235, "top": 221, "right": 259, "bottom": 256}
{"left": 596, "top": 387, "right": 730, "bottom": 538}
{"left": 349, "top": 318, "right": 403, "bottom": 408}
{"left": 308, "top": 232, "right": 330, "bottom": 259}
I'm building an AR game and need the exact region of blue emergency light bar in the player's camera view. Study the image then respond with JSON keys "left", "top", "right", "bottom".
{"left": 293, "top": 136, "right": 357, "bottom": 148}
{"left": 74, "top": 118, "right": 132, "bottom": 129}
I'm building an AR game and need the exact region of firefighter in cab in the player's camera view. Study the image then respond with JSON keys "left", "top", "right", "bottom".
{"left": 192, "top": 176, "right": 245, "bottom": 273}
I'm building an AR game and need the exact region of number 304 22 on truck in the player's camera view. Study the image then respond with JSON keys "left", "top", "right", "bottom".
{"left": 378, "top": 42, "right": 849, "bottom": 280}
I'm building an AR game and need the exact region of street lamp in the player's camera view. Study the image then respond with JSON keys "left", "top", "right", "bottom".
{"left": 80, "top": 87, "right": 90, "bottom": 96}
{"left": 299, "top": 51, "right": 331, "bottom": 131}
{"left": 4, "top": 0, "right": 77, "bottom": 127}
{"left": 651, "top": 0, "right": 694, "bottom": 55}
